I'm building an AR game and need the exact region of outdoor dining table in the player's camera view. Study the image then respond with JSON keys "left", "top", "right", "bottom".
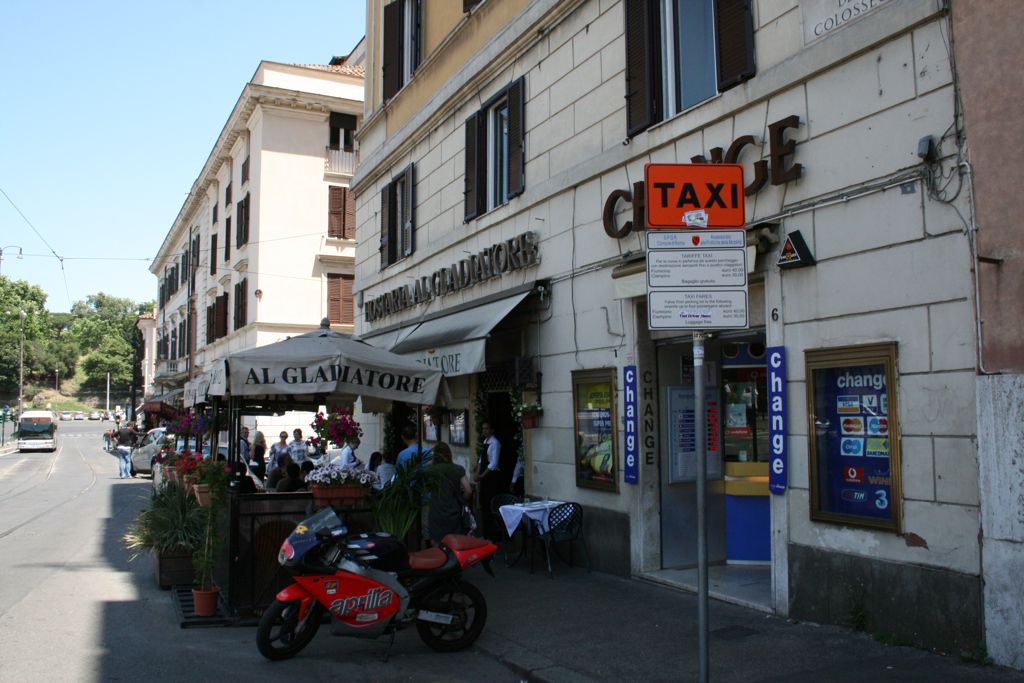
{"left": 499, "top": 499, "right": 565, "bottom": 538}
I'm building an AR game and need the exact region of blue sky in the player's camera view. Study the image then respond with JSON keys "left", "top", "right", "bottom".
{"left": 0, "top": 1, "right": 365, "bottom": 312}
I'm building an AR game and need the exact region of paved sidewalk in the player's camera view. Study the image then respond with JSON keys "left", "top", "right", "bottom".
{"left": 473, "top": 560, "right": 1024, "bottom": 683}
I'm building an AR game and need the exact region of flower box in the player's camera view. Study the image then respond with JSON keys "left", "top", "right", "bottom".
{"left": 311, "top": 483, "right": 371, "bottom": 510}
{"left": 154, "top": 546, "right": 195, "bottom": 590}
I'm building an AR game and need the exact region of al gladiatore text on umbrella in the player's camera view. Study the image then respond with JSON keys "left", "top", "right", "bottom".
{"left": 243, "top": 364, "right": 428, "bottom": 395}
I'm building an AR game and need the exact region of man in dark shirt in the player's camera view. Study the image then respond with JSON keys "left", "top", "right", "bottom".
{"left": 115, "top": 422, "right": 138, "bottom": 479}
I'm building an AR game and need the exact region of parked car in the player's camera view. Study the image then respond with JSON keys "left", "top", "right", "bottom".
{"left": 88, "top": 411, "right": 100, "bottom": 420}
{"left": 74, "top": 411, "right": 85, "bottom": 420}
{"left": 129, "top": 427, "right": 168, "bottom": 476}
{"left": 59, "top": 412, "right": 72, "bottom": 421}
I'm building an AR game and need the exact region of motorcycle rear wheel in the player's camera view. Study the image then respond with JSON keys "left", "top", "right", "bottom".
{"left": 416, "top": 580, "right": 487, "bottom": 652}
{"left": 256, "top": 598, "right": 323, "bottom": 660}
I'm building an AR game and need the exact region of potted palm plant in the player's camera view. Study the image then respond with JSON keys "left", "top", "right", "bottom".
{"left": 123, "top": 482, "right": 204, "bottom": 589}
{"left": 372, "top": 454, "right": 444, "bottom": 544}
{"left": 191, "top": 500, "right": 221, "bottom": 617}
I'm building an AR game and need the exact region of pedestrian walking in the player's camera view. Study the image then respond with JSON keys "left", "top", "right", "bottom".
{"left": 426, "top": 442, "right": 473, "bottom": 544}
{"left": 115, "top": 422, "right": 138, "bottom": 479}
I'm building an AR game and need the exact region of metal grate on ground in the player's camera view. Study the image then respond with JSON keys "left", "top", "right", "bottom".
{"left": 171, "top": 585, "right": 234, "bottom": 628}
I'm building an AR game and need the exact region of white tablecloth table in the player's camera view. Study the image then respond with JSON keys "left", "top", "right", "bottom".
{"left": 499, "top": 500, "right": 565, "bottom": 538}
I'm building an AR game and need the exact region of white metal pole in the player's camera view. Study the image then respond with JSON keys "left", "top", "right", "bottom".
{"left": 693, "top": 331, "right": 709, "bottom": 683}
{"left": 106, "top": 373, "right": 110, "bottom": 413}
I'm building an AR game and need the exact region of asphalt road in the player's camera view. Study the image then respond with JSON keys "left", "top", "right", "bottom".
{"left": 0, "top": 420, "right": 522, "bottom": 683}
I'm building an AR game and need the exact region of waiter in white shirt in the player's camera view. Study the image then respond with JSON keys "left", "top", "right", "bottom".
{"left": 473, "top": 422, "right": 502, "bottom": 540}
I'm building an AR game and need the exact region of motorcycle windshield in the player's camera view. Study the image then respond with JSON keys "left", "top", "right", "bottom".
{"left": 287, "top": 507, "right": 344, "bottom": 561}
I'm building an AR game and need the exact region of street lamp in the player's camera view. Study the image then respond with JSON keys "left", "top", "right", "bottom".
{"left": 0, "top": 246, "right": 24, "bottom": 277}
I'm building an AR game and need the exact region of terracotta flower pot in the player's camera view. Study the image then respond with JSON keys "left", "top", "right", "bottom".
{"left": 520, "top": 412, "right": 540, "bottom": 429}
{"left": 192, "top": 586, "right": 220, "bottom": 617}
{"left": 311, "top": 483, "right": 370, "bottom": 509}
{"left": 192, "top": 483, "right": 211, "bottom": 506}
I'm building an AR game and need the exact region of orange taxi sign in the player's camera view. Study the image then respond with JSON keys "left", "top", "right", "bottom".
{"left": 645, "top": 163, "right": 745, "bottom": 228}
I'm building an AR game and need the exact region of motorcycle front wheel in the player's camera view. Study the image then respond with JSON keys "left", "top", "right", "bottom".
{"left": 416, "top": 579, "right": 487, "bottom": 652}
{"left": 256, "top": 598, "right": 323, "bottom": 661}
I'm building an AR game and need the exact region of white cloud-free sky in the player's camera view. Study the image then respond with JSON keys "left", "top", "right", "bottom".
{"left": 0, "top": 0, "right": 365, "bottom": 312}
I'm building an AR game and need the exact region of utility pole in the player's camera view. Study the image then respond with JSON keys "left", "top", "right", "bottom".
{"left": 55, "top": 367, "right": 59, "bottom": 392}
{"left": 106, "top": 372, "right": 110, "bottom": 414}
{"left": 18, "top": 309, "right": 25, "bottom": 417}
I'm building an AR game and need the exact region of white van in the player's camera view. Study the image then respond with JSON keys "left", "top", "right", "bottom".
{"left": 17, "top": 410, "right": 59, "bottom": 452}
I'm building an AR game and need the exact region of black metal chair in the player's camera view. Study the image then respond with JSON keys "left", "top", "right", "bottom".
{"left": 531, "top": 502, "right": 591, "bottom": 577}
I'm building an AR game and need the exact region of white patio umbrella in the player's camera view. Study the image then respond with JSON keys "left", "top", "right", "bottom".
{"left": 211, "top": 320, "right": 444, "bottom": 410}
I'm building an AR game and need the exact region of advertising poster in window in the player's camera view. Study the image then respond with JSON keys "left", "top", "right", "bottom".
{"left": 574, "top": 369, "right": 618, "bottom": 492}
{"left": 448, "top": 409, "right": 468, "bottom": 446}
{"left": 806, "top": 343, "right": 901, "bottom": 532}
{"left": 422, "top": 409, "right": 440, "bottom": 443}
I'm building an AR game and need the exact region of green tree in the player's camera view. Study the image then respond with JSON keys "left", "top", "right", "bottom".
{"left": 80, "top": 335, "right": 132, "bottom": 389}
{"left": 0, "top": 277, "right": 49, "bottom": 391}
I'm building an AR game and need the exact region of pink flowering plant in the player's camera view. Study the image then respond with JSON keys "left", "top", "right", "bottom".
{"left": 308, "top": 408, "right": 363, "bottom": 450}
{"left": 305, "top": 462, "right": 378, "bottom": 489}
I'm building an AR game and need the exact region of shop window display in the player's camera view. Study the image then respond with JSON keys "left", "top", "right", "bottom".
{"left": 805, "top": 342, "right": 902, "bottom": 532}
{"left": 573, "top": 369, "right": 618, "bottom": 492}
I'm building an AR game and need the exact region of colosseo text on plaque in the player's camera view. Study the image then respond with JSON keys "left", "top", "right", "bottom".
{"left": 646, "top": 230, "right": 749, "bottom": 330}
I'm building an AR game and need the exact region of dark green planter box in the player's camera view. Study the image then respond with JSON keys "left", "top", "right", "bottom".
{"left": 155, "top": 547, "right": 194, "bottom": 590}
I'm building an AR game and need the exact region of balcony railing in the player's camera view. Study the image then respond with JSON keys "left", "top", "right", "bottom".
{"left": 155, "top": 358, "right": 185, "bottom": 379}
{"left": 325, "top": 147, "right": 359, "bottom": 176}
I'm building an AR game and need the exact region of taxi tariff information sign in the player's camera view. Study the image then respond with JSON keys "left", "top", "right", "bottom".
{"left": 645, "top": 164, "right": 745, "bottom": 229}
{"left": 646, "top": 229, "right": 749, "bottom": 330}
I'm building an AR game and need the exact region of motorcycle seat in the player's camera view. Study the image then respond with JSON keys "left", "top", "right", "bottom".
{"left": 407, "top": 547, "right": 447, "bottom": 570}
{"left": 442, "top": 534, "right": 491, "bottom": 551}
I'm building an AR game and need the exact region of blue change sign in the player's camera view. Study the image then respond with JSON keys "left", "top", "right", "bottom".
{"left": 623, "top": 365, "right": 639, "bottom": 484}
{"left": 767, "top": 347, "right": 787, "bottom": 495}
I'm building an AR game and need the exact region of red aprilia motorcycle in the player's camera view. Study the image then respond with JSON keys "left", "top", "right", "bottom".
{"left": 256, "top": 507, "right": 498, "bottom": 660}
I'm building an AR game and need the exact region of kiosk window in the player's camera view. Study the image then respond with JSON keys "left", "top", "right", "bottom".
{"left": 805, "top": 342, "right": 902, "bottom": 532}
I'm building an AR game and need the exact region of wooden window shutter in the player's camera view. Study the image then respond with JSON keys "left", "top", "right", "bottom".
{"left": 382, "top": 0, "right": 405, "bottom": 102}
{"left": 624, "top": 0, "right": 660, "bottom": 137}
{"left": 401, "top": 164, "right": 415, "bottom": 258}
{"left": 327, "top": 273, "right": 342, "bottom": 324}
{"left": 380, "top": 182, "right": 392, "bottom": 268}
{"left": 412, "top": 0, "right": 423, "bottom": 71}
{"left": 217, "top": 293, "right": 229, "bottom": 338}
{"left": 232, "top": 283, "right": 239, "bottom": 330}
{"left": 464, "top": 112, "right": 480, "bottom": 221}
{"left": 343, "top": 187, "right": 356, "bottom": 240}
{"left": 224, "top": 218, "right": 231, "bottom": 261}
{"left": 236, "top": 199, "right": 244, "bottom": 247}
{"left": 206, "top": 305, "right": 214, "bottom": 344}
{"left": 341, "top": 274, "right": 354, "bottom": 324}
{"left": 210, "top": 235, "right": 217, "bottom": 275}
{"left": 329, "top": 125, "right": 341, "bottom": 151}
{"left": 328, "top": 186, "right": 345, "bottom": 238}
{"left": 508, "top": 77, "right": 526, "bottom": 199}
{"left": 463, "top": 113, "right": 478, "bottom": 221}
{"left": 714, "top": 0, "right": 756, "bottom": 91}
{"left": 241, "top": 279, "right": 247, "bottom": 328}
{"left": 242, "top": 193, "right": 250, "bottom": 244}
{"left": 212, "top": 203, "right": 218, "bottom": 224}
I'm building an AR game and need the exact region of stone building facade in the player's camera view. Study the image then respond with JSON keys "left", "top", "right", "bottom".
{"left": 353, "top": 0, "right": 1019, "bottom": 661}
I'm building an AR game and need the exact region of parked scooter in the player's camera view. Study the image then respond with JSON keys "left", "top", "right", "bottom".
{"left": 256, "top": 507, "right": 498, "bottom": 661}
